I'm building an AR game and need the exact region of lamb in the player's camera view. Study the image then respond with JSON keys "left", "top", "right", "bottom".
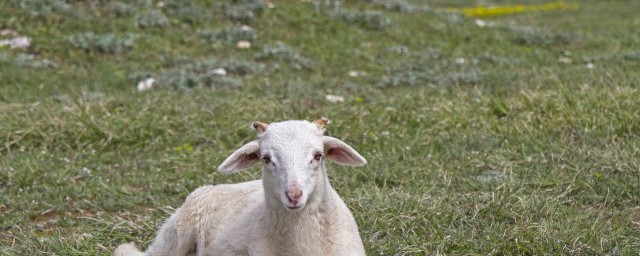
{"left": 114, "top": 118, "right": 368, "bottom": 256}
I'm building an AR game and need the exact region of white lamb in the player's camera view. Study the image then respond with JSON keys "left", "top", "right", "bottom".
{"left": 114, "top": 118, "right": 368, "bottom": 256}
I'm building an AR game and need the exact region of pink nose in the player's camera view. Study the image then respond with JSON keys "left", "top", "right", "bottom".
{"left": 286, "top": 188, "right": 303, "bottom": 205}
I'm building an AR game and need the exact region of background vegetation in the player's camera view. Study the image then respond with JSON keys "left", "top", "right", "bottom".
{"left": 1, "top": 0, "right": 639, "bottom": 254}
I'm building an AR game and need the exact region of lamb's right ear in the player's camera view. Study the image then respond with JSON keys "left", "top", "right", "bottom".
{"left": 323, "top": 136, "right": 367, "bottom": 166}
{"left": 218, "top": 140, "right": 261, "bottom": 174}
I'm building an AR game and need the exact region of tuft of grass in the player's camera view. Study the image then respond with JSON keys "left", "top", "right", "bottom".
{"left": 8, "top": 0, "right": 74, "bottom": 17}
{"left": 255, "top": 42, "right": 314, "bottom": 70}
{"left": 509, "top": 25, "right": 581, "bottom": 47}
{"left": 364, "top": 0, "right": 429, "bottom": 13}
{"left": 163, "top": 1, "right": 209, "bottom": 25}
{"left": 332, "top": 10, "right": 391, "bottom": 30}
{"left": 67, "top": 32, "right": 138, "bottom": 54}
{"left": 127, "top": 56, "right": 265, "bottom": 90}
{"left": 223, "top": 0, "right": 266, "bottom": 23}
{"left": 201, "top": 26, "right": 258, "bottom": 44}
{"left": 0, "top": 52, "right": 57, "bottom": 68}
{"left": 623, "top": 50, "right": 640, "bottom": 61}
{"left": 134, "top": 10, "right": 170, "bottom": 28}
{"left": 108, "top": 1, "right": 137, "bottom": 17}
{"left": 313, "top": 1, "right": 392, "bottom": 30}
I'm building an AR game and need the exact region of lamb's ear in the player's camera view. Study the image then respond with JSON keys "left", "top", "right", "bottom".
{"left": 218, "top": 140, "right": 261, "bottom": 173}
{"left": 323, "top": 136, "right": 367, "bottom": 166}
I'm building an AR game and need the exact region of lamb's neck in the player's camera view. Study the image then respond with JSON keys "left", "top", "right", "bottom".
{"left": 263, "top": 179, "right": 337, "bottom": 254}
{"left": 264, "top": 201, "right": 336, "bottom": 255}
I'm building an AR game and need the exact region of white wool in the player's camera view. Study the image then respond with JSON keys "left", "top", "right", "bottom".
{"left": 114, "top": 119, "right": 367, "bottom": 256}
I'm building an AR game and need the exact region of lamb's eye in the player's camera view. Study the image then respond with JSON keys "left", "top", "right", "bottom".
{"left": 262, "top": 156, "right": 271, "bottom": 164}
{"left": 313, "top": 152, "right": 323, "bottom": 161}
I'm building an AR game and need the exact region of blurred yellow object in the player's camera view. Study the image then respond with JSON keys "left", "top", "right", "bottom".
{"left": 450, "top": 1, "right": 579, "bottom": 17}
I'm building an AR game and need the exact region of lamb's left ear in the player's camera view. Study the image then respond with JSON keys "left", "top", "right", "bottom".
{"left": 323, "top": 136, "right": 367, "bottom": 166}
{"left": 218, "top": 140, "right": 261, "bottom": 174}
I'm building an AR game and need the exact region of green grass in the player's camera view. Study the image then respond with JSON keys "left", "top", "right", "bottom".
{"left": 1, "top": 0, "right": 639, "bottom": 254}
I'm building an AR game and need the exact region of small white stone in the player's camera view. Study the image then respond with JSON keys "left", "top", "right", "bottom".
{"left": 474, "top": 19, "right": 487, "bottom": 27}
{"left": 0, "top": 36, "right": 31, "bottom": 49}
{"left": 586, "top": 63, "right": 594, "bottom": 69}
{"left": 325, "top": 94, "right": 344, "bottom": 103}
{"left": 454, "top": 58, "right": 466, "bottom": 64}
{"left": 237, "top": 41, "right": 251, "bottom": 49}
{"left": 348, "top": 70, "right": 365, "bottom": 77}
{"left": 211, "top": 68, "right": 227, "bottom": 76}
{"left": 137, "top": 77, "right": 155, "bottom": 92}
{"left": 241, "top": 25, "right": 254, "bottom": 31}
{"left": 558, "top": 57, "right": 572, "bottom": 64}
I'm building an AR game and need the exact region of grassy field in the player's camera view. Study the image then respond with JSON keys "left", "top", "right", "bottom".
{"left": 1, "top": 0, "right": 639, "bottom": 255}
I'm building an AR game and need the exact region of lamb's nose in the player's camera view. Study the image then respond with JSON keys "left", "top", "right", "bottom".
{"left": 286, "top": 189, "right": 302, "bottom": 204}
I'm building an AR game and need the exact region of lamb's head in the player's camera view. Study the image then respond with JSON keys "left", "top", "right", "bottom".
{"left": 218, "top": 118, "right": 367, "bottom": 211}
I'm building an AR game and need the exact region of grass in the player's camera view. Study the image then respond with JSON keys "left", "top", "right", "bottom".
{"left": 1, "top": 0, "right": 639, "bottom": 255}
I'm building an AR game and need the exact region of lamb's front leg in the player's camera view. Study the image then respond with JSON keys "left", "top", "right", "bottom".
{"left": 115, "top": 210, "right": 196, "bottom": 256}
{"left": 145, "top": 210, "right": 197, "bottom": 256}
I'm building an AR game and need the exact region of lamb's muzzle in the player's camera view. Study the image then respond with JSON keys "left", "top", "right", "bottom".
{"left": 285, "top": 184, "right": 303, "bottom": 206}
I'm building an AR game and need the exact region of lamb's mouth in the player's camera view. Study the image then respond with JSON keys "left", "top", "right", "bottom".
{"left": 286, "top": 204, "right": 304, "bottom": 210}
